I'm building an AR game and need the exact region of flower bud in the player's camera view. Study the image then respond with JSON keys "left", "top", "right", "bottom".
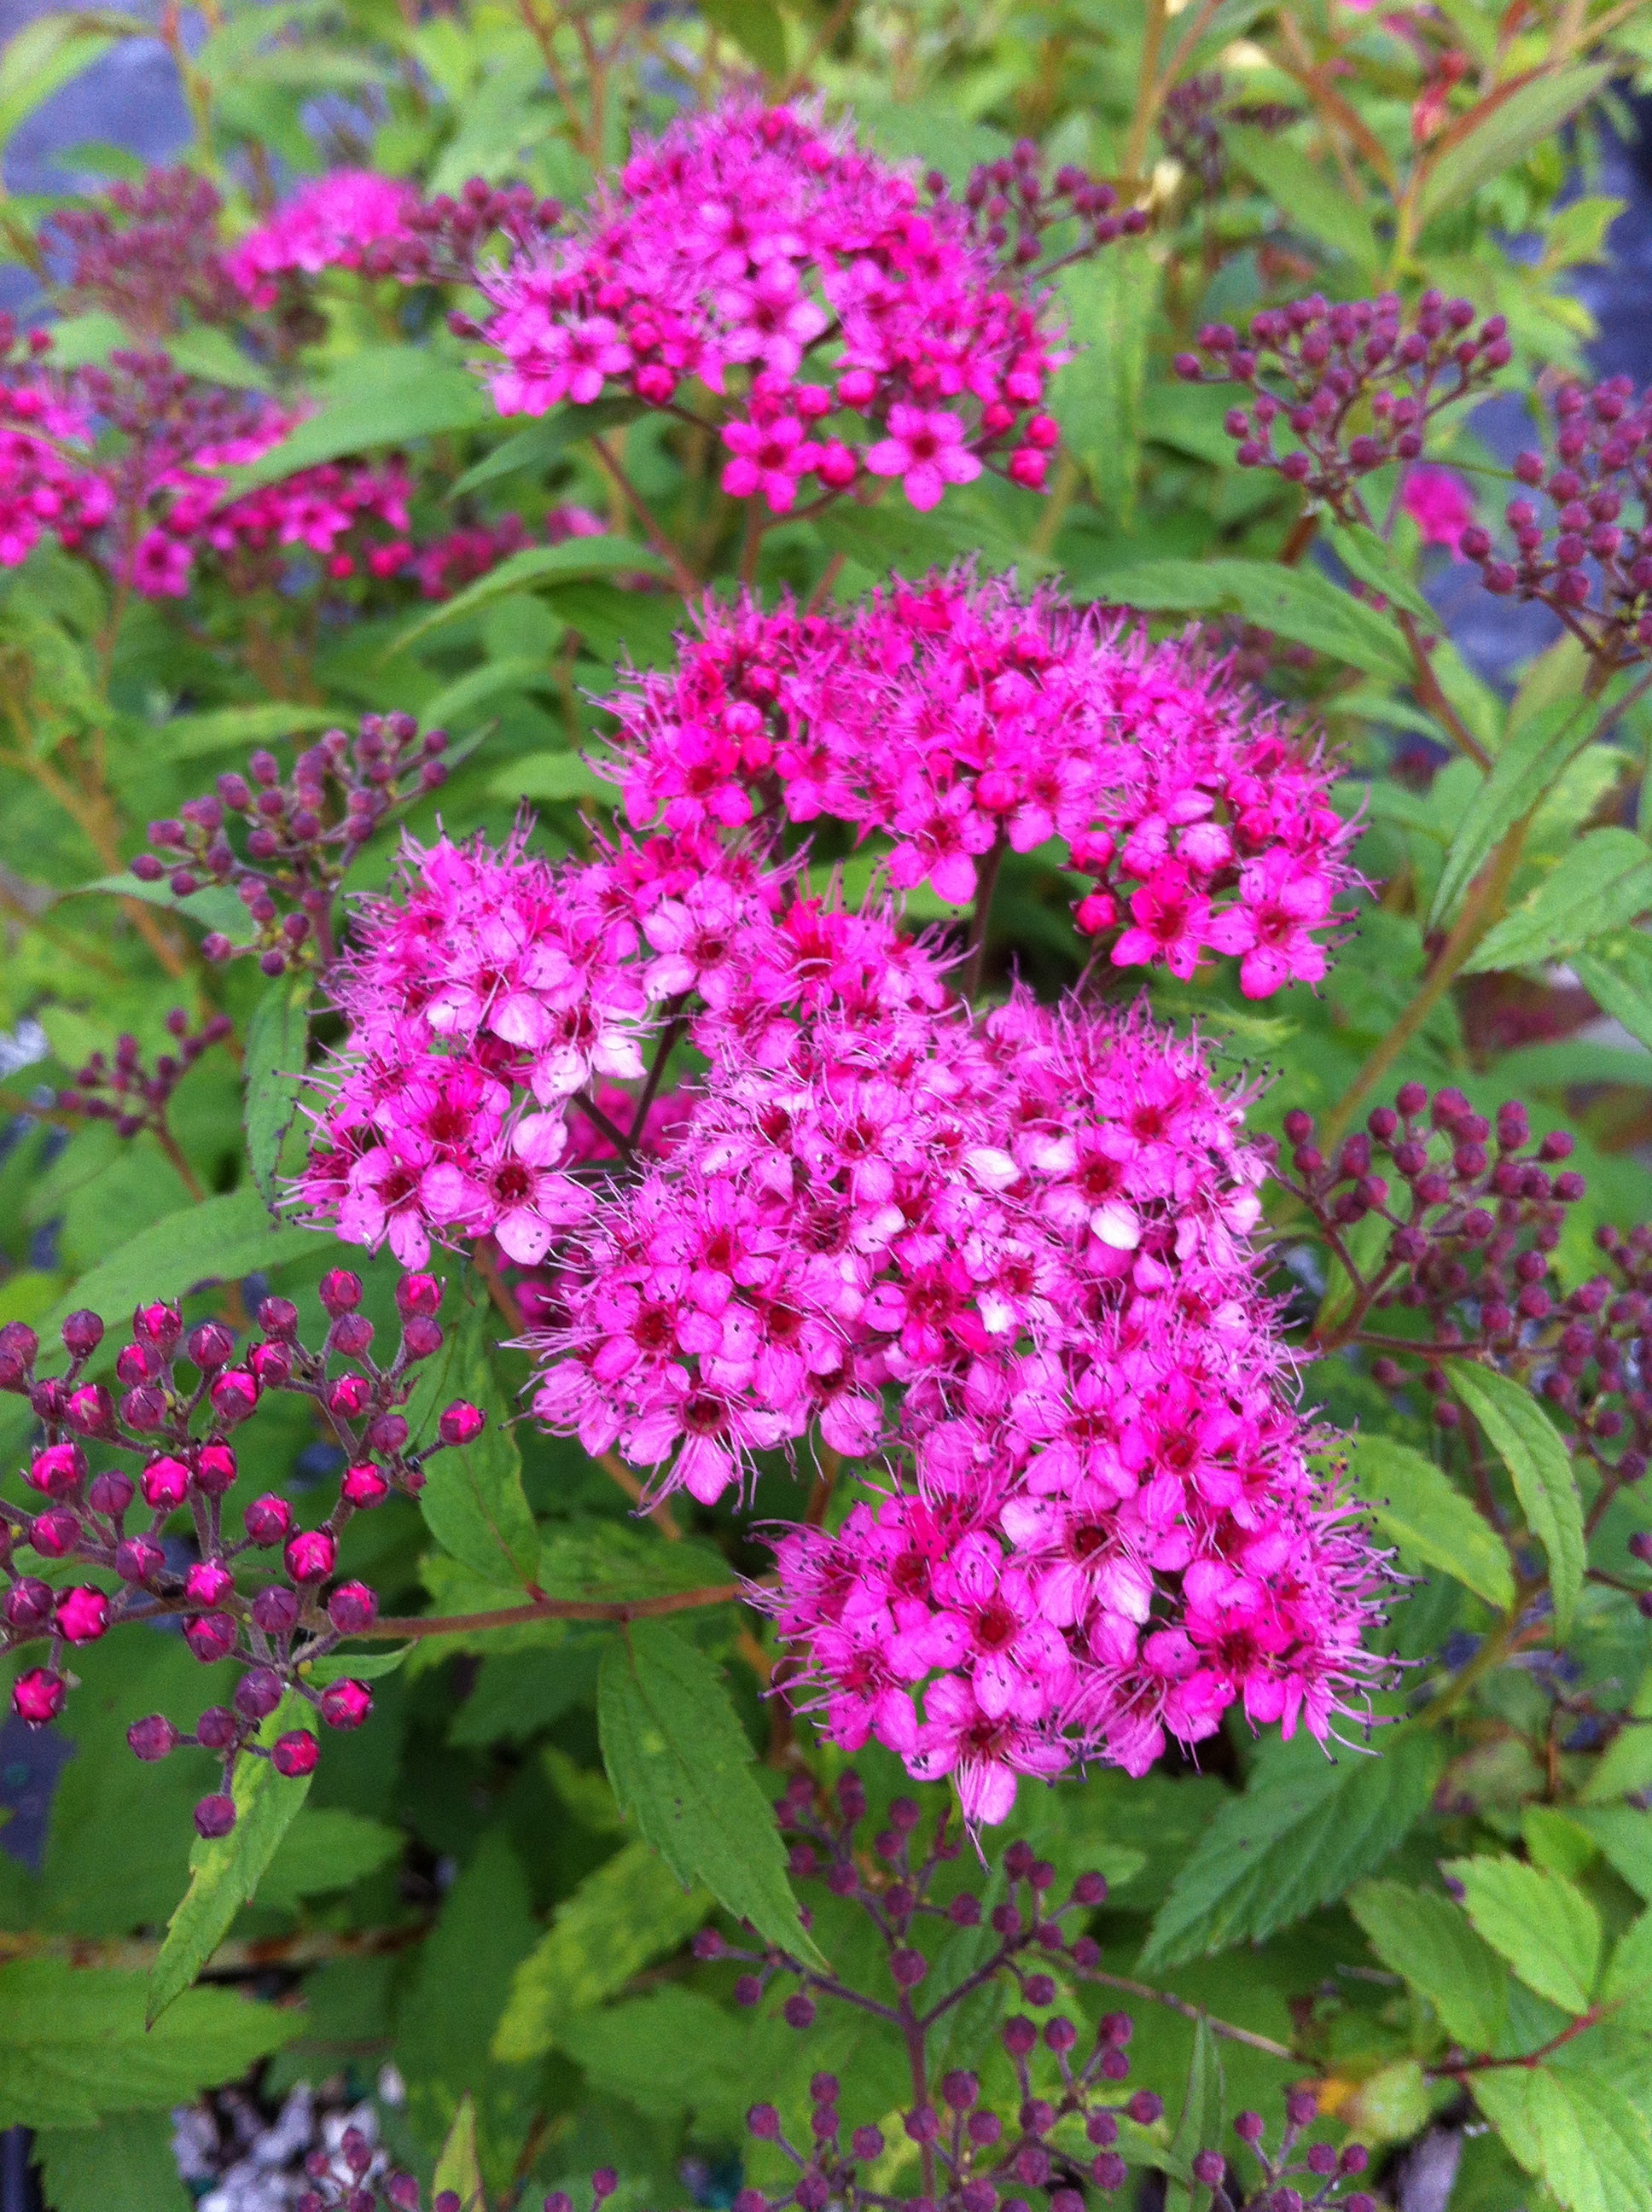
{"left": 184, "top": 1560, "right": 235, "bottom": 1609}
{"left": 65, "top": 1383, "right": 116, "bottom": 1436}
{"left": 14, "top": 1668, "right": 67, "bottom": 1724}
{"left": 245, "top": 1494, "right": 294, "bottom": 1545}
{"left": 328, "top": 1375, "right": 369, "bottom": 1417}
{"left": 185, "top": 1612, "right": 239, "bottom": 1663}
{"left": 284, "top": 1528, "right": 336, "bottom": 1583}
{"left": 327, "top": 1580, "right": 378, "bottom": 1634}
{"left": 56, "top": 1586, "right": 109, "bottom": 1643}
{"left": 133, "top": 1301, "right": 183, "bottom": 1351}
{"left": 272, "top": 1728, "right": 319, "bottom": 1778}
{"left": 29, "top": 1510, "right": 78, "bottom": 1557}
{"left": 340, "top": 1462, "right": 390, "bottom": 1508}
{"left": 396, "top": 1272, "right": 442, "bottom": 1318}
{"left": 3, "top": 1576, "right": 54, "bottom": 1635}
{"left": 256, "top": 1296, "right": 300, "bottom": 1340}
{"left": 235, "top": 1667, "right": 285, "bottom": 1721}
{"left": 319, "top": 1268, "right": 364, "bottom": 1316}
{"left": 61, "top": 1309, "right": 104, "bottom": 1359}
{"left": 186, "top": 1321, "right": 236, "bottom": 1372}
{"left": 142, "top": 1454, "right": 191, "bottom": 1511}
{"left": 438, "top": 1400, "right": 486, "bottom": 1447}
{"left": 195, "top": 1441, "right": 239, "bottom": 1497}
{"left": 128, "top": 1714, "right": 179, "bottom": 1761}
{"left": 329, "top": 1313, "right": 375, "bottom": 1359}
{"left": 194, "top": 1793, "right": 237, "bottom": 1839}
{"left": 27, "top": 1442, "right": 86, "bottom": 1498}
{"left": 320, "top": 1679, "right": 373, "bottom": 1730}
{"left": 116, "top": 1534, "right": 166, "bottom": 1584}
{"left": 401, "top": 1317, "right": 444, "bottom": 1362}
{"left": 209, "top": 1370, "right": 259, "bottom": 1425}
{"left": 253, "top": 1586, "right": 300, "bottom": 1637}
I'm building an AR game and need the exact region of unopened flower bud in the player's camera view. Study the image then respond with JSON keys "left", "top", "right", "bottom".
{"left": 272, "top": 1728, "right": 319, "bottom": 1778}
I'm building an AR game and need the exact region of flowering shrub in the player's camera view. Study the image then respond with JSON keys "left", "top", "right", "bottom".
{"left": 3, "top": 7, "right": 1652, "bottom": 2212}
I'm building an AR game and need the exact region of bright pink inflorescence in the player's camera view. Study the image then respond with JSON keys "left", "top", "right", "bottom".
{"left": 224, "top": 170, "right": 422, "bottom": 307}
{"left": 471, "top": 100, "right": 1132, "bottom": 509}
{"left": 609, "top": 570, "right": 1358, "bottom": 996}
{"left": 0, "top": 324, "right": 113, "bottom": 567}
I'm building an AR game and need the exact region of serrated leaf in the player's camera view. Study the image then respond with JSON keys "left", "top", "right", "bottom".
{"left": 258, "top": 1807, "right": 403, "bottom": 1912}
{"left": 422, "top": 655, "right": 556, "bottom": 731}
{"left": 433, "top": 2095, "right": 483, "bottom": 2210}
{"left": 1569, "top": 1807, "right": 1652, "bottom": 1903}
{"left": 1447, "top": 1854, "right": 1601, "bottom": 2013}
{"left": 1343, "top": 1433, "right": 1515, "bottom": 1610}
{"left": 1349, "top": 1879, "right": 1510, "bottom": 2049}
{"left": 1474, "top": 2065, "right": 1652, "bottom": 2212}
{"left": 0, "top": 1959, "right": 294, "bottom": 2128}
{"left": 38, "top": 1187, "right": 319, "bottom": 1371}
{"left": 1573, "top": 932, "right": 1652, "bottom": 1054}
{"left": 148, "top": 1694, "right": 317, "bottom": 2022}
{"left": 1082, "top": 556, "right": 1411, "bottom": 683}
{"left": 1580, "top": 1673, "right": 1652, "bottom": 1805}
{"left": 492, "top": 1838, "right": 710, "bottom": 2063}
{"left": 535, "top": 1521, "right": 733, "bottom": 1605}
{"left": 558, "top": 1988, "right": 753, "bottom": 2128}
{"left": 71, "top": 870, "right": 253, "bottom": 943}
{"left": 1226, "top": 127, "right": 1380, "bottom": 273}
{"left": 445, "top": 397, "right": 644, "bottom": 502}
{"left": 1054, "top": 242, "right": 1158, "bottom": 525}
{"left": 1604, "top": 1906, "right": 1652, "bottom": 2003}
{"left": 1428, "top": 696, "right": 1598, "bottom": 930}
{"left": 243, "top": 972, "right": 312, "bottom": 1210}
{"left": 410, "top": 1302, "right": 538, "bottom": 1587}
{"left": 1140, "top": 1728, "right": 1442, "bottom": 1969}
{"left": 1446, "top": 1359, "right": 1585, "bottom": 1633}
{"left": 1415, "top": 65, "right": 1614, "bottom": 236}
{"left": 599, "top": 1620, "right": 817, "bottom": 1962}
{"left": 1465, "top": 827, "right": 1652, "bottom": 975}
{"left": 387, "top": 537, "right": 663, "bottom": 655}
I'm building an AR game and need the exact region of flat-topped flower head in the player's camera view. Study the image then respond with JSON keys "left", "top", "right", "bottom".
{"left": 607, "top": 568, "right": 1358, "bottom": 996}
{"left": 472, "top": 98, "right": 1131, "bottom": 513}
{"left": 225, "top": 170, "right": 420, "bottom": 306}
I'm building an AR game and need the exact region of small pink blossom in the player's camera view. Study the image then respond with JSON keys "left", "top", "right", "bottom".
{"left": 1401, "top": 463, "right": 1476, "bottom": 556}
{"left": 865, "top": 406, "right": 982, "bottom": 511}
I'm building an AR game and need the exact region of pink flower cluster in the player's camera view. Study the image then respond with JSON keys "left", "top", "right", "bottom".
{"left": 292, "top": 823, "right": 856, "bottom": 1269}
{"left": 404, "top": 503, "right": 605, "bottom": 598}
{"left": 224, "top": 171, "right": 421, "bottom": 307}
{"left": 0, "top": 329, "right": 113, "bottom": 567}
{"left": 609, "top": 571, "right": 1358, "bottom": 997}
{"left": 474, "top": 99, "right": 1103, "bottom": 509}
{"left": 532, "top": 984, "right": 1382, "bottom": 1820}
{"left": 127, "top": 401, "right": 413, "bottom": 598}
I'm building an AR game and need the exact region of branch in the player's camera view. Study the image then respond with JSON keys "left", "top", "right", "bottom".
{"left": 362, "top": 1576, "right": 759, "bottom": 1639}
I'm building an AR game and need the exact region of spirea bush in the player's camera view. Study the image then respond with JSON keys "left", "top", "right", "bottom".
{"left": 3, "top": 4, "right": 1652, "bottom": 2209}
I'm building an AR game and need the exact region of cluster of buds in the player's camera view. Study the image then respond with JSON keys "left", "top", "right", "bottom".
{"left": 1461, "top": 374, "right": 1652, "bottom": 668}
{"left": 55, "top": 1007, "right": 232, "bottom": 1139}
{"left": 293, "top": 2133, "right": 614, "bottom": 2212}
{"left": 1159, "top": 73, "right": 1229, "bottom": 197}
{"left": 0, "top": 1269, "right": 486, "bottom": 1837}
{"left": 1267, "top": 1087, "right": 1652, "bottom": 1474}
{"left": 76, "top": 349, "right": 260, "bottom": 510}
{"left": 1173, "top": 291, "right": 1511, "bottom": 521}
{"left": 44, "top": 166, "right": 239, "bottom": 339}
{"left": 951, "top": 145, "right": 1146, "bottom": 272}
{"left": 367, "top": 178, "right": 564, "bottom": 288}
{"left": 131, "top": 713, "right": 450, "bottom": 972}
{"left": 1197, "top": 2095, "right": 1374, "bottom": 2212}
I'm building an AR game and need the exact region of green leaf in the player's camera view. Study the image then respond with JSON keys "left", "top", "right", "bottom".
{"left": 1580, "top": 1673, "right": 1652, "bottom": 1804}
{"left": 444, "top": 397, "right": 644, "bottom": 502}
{"left": 1348, "top": 1879, "right": 1510, "bottom": 2049}
{"left": 422, "top": 655, "right": 557, "bottom": 731}
{"left": 1342, "top": 1433, "right": 1515, "bottom": 1610}
{"left": 433, "top": 2095, "right": 484, "bottom": 2211}
{"left": 0, "top": 1959, "right": 294, "bottom": 2128}
{"left": 535, "top": 1521, "right": 733, "bottom": 1605}
{"left": 38, "top": 1187, "right": 318, "bottom": 1367}
{"left": 701, "top": 0, "right": 788, "bottom": 77}
{"left": 1324, "top": 521, "right": 1435, "bottom": 622}
{"left": 1164, "top": 2017, "right": 1224, "bottom": 2212}
{"left": 1473, "top": 2065, "right": 1652, "bottom": 2212}
{"left": 1226, "top": 127, "right": 1381, "bottom": 274}
{"left": 491, "top": 750, "right": 610, "bottom": 805}
{"left": 224, "top": 355, "right": 492, "bottom": 492}
{"left": 243, "top": 972, "right": 312, "bottom": 1210}
{"left": 1140, "top": 1728, "right": 1443, "bottom": 1969}
{"left": 153, "top": 702, "right": 346, "bottom": 761}
{"left": 1416, "top": 65, "right": 1615, "bottom": 236}
{"left": 1464, "top": 827, "right": 1652, "bottom": 975}
{"left": 34, "top": 2113, "right": 186, "bottom": 2212}
{"left": 1081, "top": 557, "right": 1411, "bottom": 683}
{"left": 71, "top": 871, "right": 253, "bottom": 944}
{"left": 1603, "top": 1906, "right": 1652, "bottom": 2003}
{"left": 0, "top": 14, "right": 136, "bottom": 146}
{"left": 258, "top": 1807, "right": 403, "bottom": 1912}
{"left": 492, "top": 1838, "right": 710, "bottom": 2063}
{"left": 147, "top": 1695, "right": 317, "bottom": 2023}
{"left": 1428, "top": 696, "right": 1598, "bottom": 930}
{"left": 387, "top": 537, "right": 662, "bottom": 655}
{"left": 411, "top": 1302, "right": 538, "bottom": 1588}
{"left": 1569, "top": 1808, "right": 1652, "bottom": 1904}
{"left": 1446, "top": 1854, "right": 1601, "bottom": 2013}
{"left": 1053, "top": 242, "right": 1158, "bottom": 525}
{"left": 1573, "top": 932, "right": 1652, "bottom": 1054}
{"left": 558, "top": 1988, "right": 753, "bottom": 2128}
{"left": 599, "top": 1620, "right": 817, "bottom": 1961}
{"left": 1445, "top": 1359, "right": 1585, "bottom": 1634}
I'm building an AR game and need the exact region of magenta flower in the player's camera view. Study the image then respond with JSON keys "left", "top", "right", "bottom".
{"left": 720, "top": 412, "right": 822, "bottom": 512}
{"left": 1401, "top": 463, "right": 1477, "bottom": 555}
{"left": 224, "top": 169, "right": 418, "bottom": 306}
{"left": 864, "top": 405, "right": 983, "bottom": 511}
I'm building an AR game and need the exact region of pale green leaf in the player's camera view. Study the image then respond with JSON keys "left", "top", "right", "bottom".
{"left": 1474, "top": 2065, "right": 1652, "bottom": 2212}
{"left": 1447, "top": 1854, "right": 1601, "bottom": 2013}
{"left": 148, "top": 1695, "right": 317, "bottom": 2022}
{"left": 492, "top": 1839, "right": 710, "bottom": 2063}
{"left": 1416, "top": 66, "right": 1615, "bottom": 236}
{"left": 1570, "top": 1807, "right": 1652, "bottom": 1904}
{"left": 1446, "top": 1359, "right": 1585, "bottom": 1633}
{"left": 387, "top": 537, "right": 661, "bottom": 655}
{"left": 1428, "top": 696, "right": 1598, "bottom": 931}
{"left": 433, "top": 2095, "right": 483, "bottom": 2210}
{"left": 1079, "top": 556, "right": 1411, "bottom": 682}
{"left": 1573, "top": 933, "right": 1652, "bottom": 1055}
{"left": 1349, "top": 1879, "right": 1509, "bottom": 2050}
{"left": 1227, "top": 127, "right": 1381, "bottom": 273}
{"left": 407, "top": 1302, "right": 538, "bottom": 1587}
{"left": 445, "top": 398, "right": 643, "bottom": 502}
{"left": 1343, "top": 1433, "right": 1515, "bottom": 1610}
{"left": 1164, "top": 2017, "right": 1224, "bottom": 2212}
{"left": 701, "top": 0, "right": 788, "bottom": 76}
{"left": 1054, "top": 242, "right": 1159, "bottom": 525}
{"left": 491, "top": 750, "right": 610, "bottom": 804}
{"left": 224, "top": 357, "right": 491, "bottom": 492}
{"left": 1465, "top": 827, "right": 1652, "bottom": 974}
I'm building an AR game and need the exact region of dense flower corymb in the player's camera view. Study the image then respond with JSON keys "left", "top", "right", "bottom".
{"left": 225, "top": 171, "right": 420, "bottom": 306}
{"left": 608, "top": 569, "right": 1358, "bottom": 996}
{"left": 472, "top": 100, "right": 1129, "bottom": 507}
